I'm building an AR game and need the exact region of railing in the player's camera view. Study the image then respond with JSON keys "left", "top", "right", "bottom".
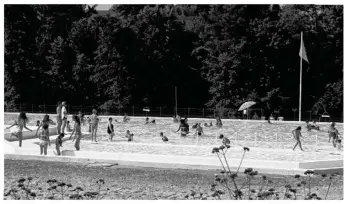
{"left": 4, "top": 103, "right": 343, "bottom": 122}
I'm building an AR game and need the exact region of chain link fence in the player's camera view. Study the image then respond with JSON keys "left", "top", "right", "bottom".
{"left": 4, "top": 103, "right": 343, "bottom": 122}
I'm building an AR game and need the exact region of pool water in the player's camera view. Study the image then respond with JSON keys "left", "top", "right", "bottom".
{"left": 4, "top": 113, "right": 343, "bottom": 149}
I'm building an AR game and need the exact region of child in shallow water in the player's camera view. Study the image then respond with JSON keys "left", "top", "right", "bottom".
{"left": 218, "top": 134, "right": 230, "bottom": 145}
{"left": 66, "top": 121, "right": 72, "bottom": 132}
{"left": 55, "top": 133, "right": 64, "bottom": 156}
{"left": 125, "top": 130, "right": 134, "bottom": 141}
{"left": 39, "top": 124, "right": 50, "bottom": 155}
{"left": 160, "top": 132, "right": 168, "bottom": 142}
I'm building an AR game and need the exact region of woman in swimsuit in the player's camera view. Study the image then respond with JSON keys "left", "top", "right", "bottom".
{"left": 176, "top": 119, "right": 189, "bottom": 137}
{"left": 6, "top": 112, "right": 33, "bottom": 147}
{"left": 70, "top": 115, "right": 82, "bottom": 151}
{"left": 35, "top": 114, "right": 56, "bottom": 146}
{"left": 107, "top": 117, "right": 115, "bottom": 141}
{"left": 292, "top": 126, "right": 304, "bottom": 151}
{"left": 90, "top": 109, "right": 100, "bottom": 143}
{"left": 38, "top": 124, "right": 50, "bottom": 155}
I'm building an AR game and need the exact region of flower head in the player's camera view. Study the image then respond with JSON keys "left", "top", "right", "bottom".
{"left": 212, "top": 147, "right": 220, "bottom": 153}
{"left": 321, "top": 174, "right": 327, "bottom": 178}
{"left": 17, "top": 178, "right": 26, "bottom": 183}
{"left": 243, "top": 147, "right": 250, "bottom": 152}
{"left": 294, "top": 174, "right": 300, "bottom": 179}
{"left": 27, "top": 177, "right": 33, "bottom": 181}
{"left": 304, "top": 170, "right": 314, "bottom": 175}
{"left": 244, "top": 168, "right": 253, "bottom": 174}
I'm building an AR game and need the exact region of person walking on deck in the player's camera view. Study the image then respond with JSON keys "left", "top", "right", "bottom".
{"left": 292, "top": 126, "right": 304, "bottom": 151}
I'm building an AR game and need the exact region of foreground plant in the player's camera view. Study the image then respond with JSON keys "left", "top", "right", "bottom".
{"left": 4, "top": 177, "right": 109, "bottom": 200}
{"left": 191, "top": 140, "right": 343, "bottom": 200}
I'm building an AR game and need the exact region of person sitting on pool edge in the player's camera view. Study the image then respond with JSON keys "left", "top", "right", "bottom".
{"left": 36, "top": 120, "right": 40, "bottom": 127}
{"left": 160, "top": 132, "right": 168, "bottom": 142}
{"left": 218, "top": 134, "right": 230, "bottom": 145}
{"left": 192, "top": 123, "right": 198, "bottom": 129}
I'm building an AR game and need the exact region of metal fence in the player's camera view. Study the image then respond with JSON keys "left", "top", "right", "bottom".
{"left": 4, "top": 104, "right": 343, "bottom": 122}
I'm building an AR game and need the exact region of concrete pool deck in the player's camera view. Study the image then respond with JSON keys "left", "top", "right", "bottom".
{"left": 4, "top": 137, "right": 343, "bottom": 175}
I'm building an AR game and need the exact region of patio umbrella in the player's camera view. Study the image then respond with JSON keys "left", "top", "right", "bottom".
{"left": 238, "top": 101, "right": 256, "bottom": 111}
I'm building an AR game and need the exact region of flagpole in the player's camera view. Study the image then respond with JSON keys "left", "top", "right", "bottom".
{"left": 299, "top": 32, "right": 303, "bottom": 122}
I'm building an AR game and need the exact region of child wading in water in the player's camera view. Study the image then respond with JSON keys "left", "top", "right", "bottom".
{"left": 90, "top": 109, "right": 100, "bottom": 143}
{"left": 66, "top": 121, "right": 72, "bottom": 132}
{"left": 6, "top": 112, "right": 33, "bottom": 147}
{"left": 70, "top": 115, "right": 82, "bottom": 151}
{"left": 218, "top": 134, "right": 230, "bottom": 145}
{"left": 292, "top": 126, "right": 304, "bottom": 151}
{"left": 55, "top": 133, "right": 64, "bottom": 156}
{"left": 160, "top": 132, "right": 168, "bottom": 142}
{"left": 125, "top": 130, "right": 134, "bottom": 142}
{"left": 328, "top": 122, "right": 340, "bottom": 148}
{"left": 194, "top": 123, "right": 204, "bottom": 138}
{"left": 39, "top": 124, "right": 50, "bottom": 155}
{"left": 107, "top": 117, "right": 115, "bottom": 141}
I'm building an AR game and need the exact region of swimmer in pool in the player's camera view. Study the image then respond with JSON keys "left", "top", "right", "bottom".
{"left": 160, "top": 132, "right": 168, "bottom": 142}
{"left": 194, "top": 123, "right": 204, "bottom": 138}
{"left": 176, "top": 119, "right": 189, "bottom": 137}
{"left": 218, "top": 134, "right": 230, "bottom": 145}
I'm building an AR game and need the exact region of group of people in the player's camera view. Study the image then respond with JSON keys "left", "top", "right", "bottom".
{"left": 5, "top": 105, "right": 343, "bottom": 156}
{"left": 292, "top": 122, "right": 342, "bottom": 151}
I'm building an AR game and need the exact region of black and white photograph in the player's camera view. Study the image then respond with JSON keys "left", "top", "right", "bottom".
{"left": 1, "top": 1, "right": 345, "bottom": 200}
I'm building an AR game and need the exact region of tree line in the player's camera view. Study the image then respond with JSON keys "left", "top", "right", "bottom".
{"left": 4, "top": 4, "right": 343, "bottom": 119}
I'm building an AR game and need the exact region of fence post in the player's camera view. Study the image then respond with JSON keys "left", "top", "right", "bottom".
{"left": 203, "top": 108, "right": 205, "bottom": 118}
{"left": 132, "top": 106, "right": 134, "bottom": 116}
{"left": 159, "top": 106, "right": 162, "bottom": 117}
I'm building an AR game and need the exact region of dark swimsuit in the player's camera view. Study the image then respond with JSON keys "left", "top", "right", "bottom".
{"left": 107, "top": 123, "right": 114, "bottom": 134}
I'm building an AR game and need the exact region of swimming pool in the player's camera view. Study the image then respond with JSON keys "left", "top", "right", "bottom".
{"left": 4, "top": 113, "right": 343, "bottom": 149}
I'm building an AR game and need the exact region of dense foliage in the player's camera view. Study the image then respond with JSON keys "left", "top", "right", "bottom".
{"left": 4, "top": 4, "right": 343, "bottom": 119}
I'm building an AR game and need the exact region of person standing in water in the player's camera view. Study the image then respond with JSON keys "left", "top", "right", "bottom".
{"left": 176, "top": 119, "right": 189, "bottom": 137}
{"left": 328, "top": 122, "right": 340, "bottom": 147}
{"left": 35, "top": 114, "right": 56, "bottom": 146}
{"left": 38, "top": 124, "right": 50, "bottom": 155}
{"left": 107, "top": 117, "right": 115, "bottom": 141}
{"left": 292, "top": 126, "right": 304, "bottom": 151}
{"left": 6, "top": 112, "right": 33, "bottom": 147}
{"left": 70, "top": 115, "right": 82, "bottom": 151}
{"left": 61, "top": 101, "right": 68, "bottom": 134}
{"left": 56, "top": 101, "right": 62, "bottom": 134}
{"left": 90, "top": 109, "right": 100, "bottom": 143}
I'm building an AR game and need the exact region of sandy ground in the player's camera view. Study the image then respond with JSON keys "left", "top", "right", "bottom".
{"left": 4, "top": 159, "right": 343, "bottom": 200}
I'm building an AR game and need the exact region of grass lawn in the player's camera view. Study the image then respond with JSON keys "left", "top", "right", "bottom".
{"left": 4, "top": 159, "right": 343, "bottom": 200}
